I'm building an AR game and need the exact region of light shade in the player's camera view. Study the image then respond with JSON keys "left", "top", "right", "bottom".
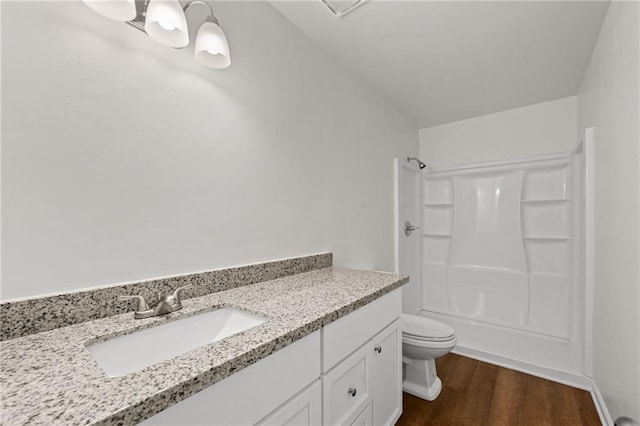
{"left": 194, "top": 20, "right": 231, "bottom": 69}
{"left": 144, "top": 0, "right": 189, "bottom": 48}
{"left": 82, "top": 0, "right": 136, "bottom": 22}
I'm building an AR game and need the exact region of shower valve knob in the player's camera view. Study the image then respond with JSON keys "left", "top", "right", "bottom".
{"left": 404, "top": 221, "right": 420, "bottom": 236}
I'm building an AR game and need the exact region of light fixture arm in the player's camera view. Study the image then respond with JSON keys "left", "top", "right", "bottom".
{"left": 183, "top": 0, "right": 218, "bottom": 24}
{"left": 125, "top": 0, "right": 152, "bottom": 34}
{"left": 126, "top": 0, "right": 219, "bottom": 38}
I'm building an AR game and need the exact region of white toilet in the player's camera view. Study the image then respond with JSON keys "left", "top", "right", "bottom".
{"left": 401, "top": 313, "right": 456, "bottom": 401}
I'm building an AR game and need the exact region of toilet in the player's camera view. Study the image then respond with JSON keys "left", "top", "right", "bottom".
{"left": 401, "top": 313, "right": 457, "bottom": 401}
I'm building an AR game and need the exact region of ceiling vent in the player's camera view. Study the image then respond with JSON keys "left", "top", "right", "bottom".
{"left": 321, "top": 0, "right": 369, "bottom": 17}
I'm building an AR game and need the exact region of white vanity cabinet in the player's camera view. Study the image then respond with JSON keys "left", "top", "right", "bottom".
{"left": 142, "top": 288, "right": 402, "bottom": 426}
{"left": 321, "top": 289, "right": 402, "bottom": 426}
{"left": 141, "top": 331, "right": 322, "bottom": 426}
{"left": 320, "top": 322, "right": 402, "bottom": 426}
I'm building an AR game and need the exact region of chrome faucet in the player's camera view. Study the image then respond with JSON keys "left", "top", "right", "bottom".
{"left": 120, "top": 285, "right": 193, "bottom": 319}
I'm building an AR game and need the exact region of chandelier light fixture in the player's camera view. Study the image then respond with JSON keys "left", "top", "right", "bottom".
{"left": 82, "top": 0, "right": 231, "bottom": 69}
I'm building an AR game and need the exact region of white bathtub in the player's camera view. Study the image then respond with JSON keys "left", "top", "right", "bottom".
{"left": 420, "top": 309, "right": 591, "bottom": 389}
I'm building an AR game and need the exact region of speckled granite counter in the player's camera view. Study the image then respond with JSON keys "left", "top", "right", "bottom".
{"left": 0, "top": 267, "right": 407, "bottom": 426}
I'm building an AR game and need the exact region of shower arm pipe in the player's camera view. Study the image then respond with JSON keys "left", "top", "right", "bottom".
{"left": 407, "top": 156, "right": 427, "bottom": 169}
{"left": 126, "top": 0, "right": 219, "bottom": 36}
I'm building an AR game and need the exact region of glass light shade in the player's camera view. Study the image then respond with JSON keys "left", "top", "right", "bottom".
{"left": 194, "top": 21, "right": 231, "bottom": 69}
{"left": 144, "top": 0, "right": 189, "bottom": 48}
{"left": 82, "top": 0, "right": 137, "bottom": 21}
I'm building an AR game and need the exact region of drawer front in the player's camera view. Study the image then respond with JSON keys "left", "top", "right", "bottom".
{"left": 322, "top": 343, "right": 372, "bottom": 425}
{"left": 322, "top": 289, "right": 402, "bottom": 372}
{"left": 350, "top": 402, "right": 373, "bottom": 426}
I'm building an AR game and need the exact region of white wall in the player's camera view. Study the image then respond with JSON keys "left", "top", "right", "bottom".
{"left": 419, "top": 96, "right": 577, "bottom": 168}
{"left": 577, "top": 1, "right": 640, "bottom": 421}
{"left": 0, "top": 1, "right": 417, "bottom": 300}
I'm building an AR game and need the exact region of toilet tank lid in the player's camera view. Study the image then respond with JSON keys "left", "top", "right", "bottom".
{"left": 401, "top": 314, "right": 455, "bottom": 340}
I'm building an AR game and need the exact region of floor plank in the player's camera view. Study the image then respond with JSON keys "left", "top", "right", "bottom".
{"left": 396, "top": 354, "right": 600, "bottom": 426}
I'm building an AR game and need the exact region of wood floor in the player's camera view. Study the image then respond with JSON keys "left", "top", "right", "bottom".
{"left": 396, "top": 354, "right": 601, "bottom": 426}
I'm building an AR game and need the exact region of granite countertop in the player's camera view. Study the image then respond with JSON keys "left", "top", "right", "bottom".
{"left": 0, "top": 267, "right": 407, "bottom": 426}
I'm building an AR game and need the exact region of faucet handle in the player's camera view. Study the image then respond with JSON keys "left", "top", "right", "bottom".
{"left": 119, "top": 295, "right": 150, "bottom": 312}
{"left": 167, "top": 284, "right": 193, "bottom": 308}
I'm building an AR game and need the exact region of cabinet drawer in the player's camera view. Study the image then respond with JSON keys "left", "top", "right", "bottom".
{"left": 323, "top": 289, "right": 401, "bottom": 372}
{"left": 350, "top": 402, "right": 373, "bottom": 426}
{"left": 322, "top": 343, "right": 372, "bottom": 425}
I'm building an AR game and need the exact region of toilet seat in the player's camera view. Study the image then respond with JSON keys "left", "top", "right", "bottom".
{"left": 401, "top": 313, "right": 455, "bottom": 342}
{"left": 402, "top": 333, "right": 456, "bottom": 350}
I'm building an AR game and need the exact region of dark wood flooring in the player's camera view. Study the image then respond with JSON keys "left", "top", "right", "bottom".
{"left": 396, "top": 354, "right": 601, "bottom": 426}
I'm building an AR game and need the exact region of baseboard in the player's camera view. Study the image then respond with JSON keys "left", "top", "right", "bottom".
{"left": 590, "top": 380, "right": 613, "bottom": 426}
{"left": 452, "top": 345, "right": 613, "bottom": 425}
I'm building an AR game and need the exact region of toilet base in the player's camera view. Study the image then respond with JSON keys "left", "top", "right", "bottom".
{"left": 403, "top": 376, "right": 442, "bottom": 401}
{"left": 402, "top": 358, "right": 442, "bottom": 401}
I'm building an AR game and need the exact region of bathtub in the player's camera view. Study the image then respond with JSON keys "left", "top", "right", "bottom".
{"left": 420, "top": 309, "right": 591, "bottom": 389}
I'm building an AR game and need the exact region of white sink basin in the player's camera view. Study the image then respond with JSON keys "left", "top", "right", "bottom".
{"left": 86, "top": 308, "right": 268, "bottom": 377}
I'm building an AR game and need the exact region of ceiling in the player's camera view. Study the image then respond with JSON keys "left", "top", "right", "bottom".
{"left": 270, "top": 0, "right": 610, "bottom": 128}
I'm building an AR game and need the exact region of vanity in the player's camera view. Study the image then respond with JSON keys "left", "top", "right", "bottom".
{"left": 0, "top": 258, "right": 407, "bottom": 426}
{"left": 142, "top": 288, "right": 402, "bottom": 426}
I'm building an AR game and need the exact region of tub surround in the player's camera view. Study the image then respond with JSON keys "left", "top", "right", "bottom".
{"left": 0, "top": 253, "right": 332, "bottom": 341}
{"left": 0, "top": 266, "right": 407, "bottom": 425}
{"left": 416, "top": 152, "right": 588, "bottom": 381}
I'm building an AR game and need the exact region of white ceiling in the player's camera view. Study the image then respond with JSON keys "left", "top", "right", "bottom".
{"left": 270, "top": 0, "right": 610, "bottom": 128}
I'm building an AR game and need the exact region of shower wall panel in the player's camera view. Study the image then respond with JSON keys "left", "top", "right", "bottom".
{"left": 421, "top": 156, "right": 575, "bottom": 340}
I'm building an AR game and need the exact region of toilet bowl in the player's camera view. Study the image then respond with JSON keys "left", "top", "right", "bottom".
{"left": 401, "top": 313, "right": 456, "bottom": 401}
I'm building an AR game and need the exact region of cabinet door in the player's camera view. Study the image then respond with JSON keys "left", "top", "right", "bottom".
{"left": 258, "top": 380, "right": 322, "bottom": 426}
{"left": 371, "top": 320, "right": 402, "bottom": 426}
